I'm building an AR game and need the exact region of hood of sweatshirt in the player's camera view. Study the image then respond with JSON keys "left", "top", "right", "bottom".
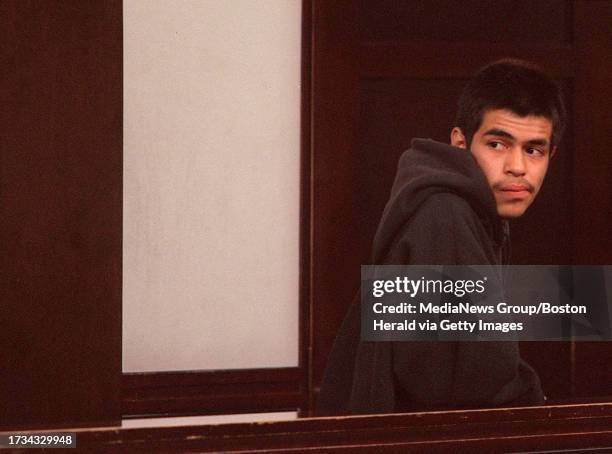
{"left": 372, "top": 138, "right": 507, "bottom": 263}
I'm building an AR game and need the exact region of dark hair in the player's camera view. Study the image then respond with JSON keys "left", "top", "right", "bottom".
{"left": 454, "top": 59, "right": 566, "bottom": 149}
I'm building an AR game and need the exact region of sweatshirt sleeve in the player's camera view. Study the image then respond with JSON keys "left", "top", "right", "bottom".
{"left": 387, "top": 193, "right": 544, "bottom": 410}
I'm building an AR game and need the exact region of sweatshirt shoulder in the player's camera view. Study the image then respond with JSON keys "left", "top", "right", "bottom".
{"left": 383, "top": 191, "right": 492, "bottom": 265}
{"left": 414, "top": 192, "right": 480, "bottom": 224}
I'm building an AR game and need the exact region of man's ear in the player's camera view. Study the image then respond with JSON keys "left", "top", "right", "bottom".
{"left": 450, "top": 127, "right": 467, "bottom": 149}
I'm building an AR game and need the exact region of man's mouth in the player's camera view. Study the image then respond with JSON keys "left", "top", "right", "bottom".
{"left": 497, "top": 183, "right": 533, "bottom": 199}
{"left": 501, "top": 184, "right": 531, "bottom": 192}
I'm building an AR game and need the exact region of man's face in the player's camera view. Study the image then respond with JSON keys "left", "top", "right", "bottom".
{"left": 451, "top": 109, "right": 554, "bottom": 218}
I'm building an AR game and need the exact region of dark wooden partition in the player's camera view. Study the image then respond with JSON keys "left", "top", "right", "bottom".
{"left": 0, "top": 1, "right": 123, "bottom": 428}
{"left": 571, "top": 1, "right": 612, "bottom": 399}
{"left": 2, "top": 0, "right": 611, "bottom": 429}
{"left": 310, "top": 0, "right": 612, "bottom": 412}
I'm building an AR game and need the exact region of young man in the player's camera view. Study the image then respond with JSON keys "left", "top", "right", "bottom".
{"left": 316, "top": 59, "right": 566, "bottom": 416}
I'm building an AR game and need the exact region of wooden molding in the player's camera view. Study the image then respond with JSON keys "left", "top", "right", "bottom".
{"left": 122, "top": 368, "right": 303, "bottom": 418}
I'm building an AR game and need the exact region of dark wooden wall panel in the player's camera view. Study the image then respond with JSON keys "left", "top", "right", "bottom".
{"left": 0, "top": 0, "right": 122, "bottom": 428}
{"left": 360, "top": 0, "right": 570, "bottom": 43}
{"left": 571, "top": 0, "right": 612, "bottom": 399}
{"left": 309, "top": 0, "right": 362, "bottom": 405}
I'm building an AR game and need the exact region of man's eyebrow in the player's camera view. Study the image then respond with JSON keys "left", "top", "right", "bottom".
{"left": 483, "top": 128, "right": 549, "bottom": 147}
{"left": 525, "top": 138, "right": 549, "bottom": 147}
{"left": 482, "top": 128, "right": 515, "bottom": 140}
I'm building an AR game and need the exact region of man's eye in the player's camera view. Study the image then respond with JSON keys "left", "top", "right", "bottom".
{"left": 487, "top": 141, "right": 505, "bottom": 150}
{"left": 525, "top": 147, "right": 544, "bottom": 157}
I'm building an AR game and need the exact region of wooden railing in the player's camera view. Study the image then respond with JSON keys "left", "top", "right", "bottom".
{"left": 7, "top": 403, "right": 612, "bottom": 452}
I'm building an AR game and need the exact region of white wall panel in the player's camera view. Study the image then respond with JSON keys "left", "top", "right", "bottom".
{"left": 123, "top": 0, "right": 301, "bottom": 371}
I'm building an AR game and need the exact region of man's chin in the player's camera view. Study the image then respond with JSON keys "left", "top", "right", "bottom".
{"left": 496, "top": 205, "right": 528, "bottom": 219}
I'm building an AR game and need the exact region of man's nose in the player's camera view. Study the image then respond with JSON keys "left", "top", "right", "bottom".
{"left": 504, "top": 147, "right": 526, "bottom": 176}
